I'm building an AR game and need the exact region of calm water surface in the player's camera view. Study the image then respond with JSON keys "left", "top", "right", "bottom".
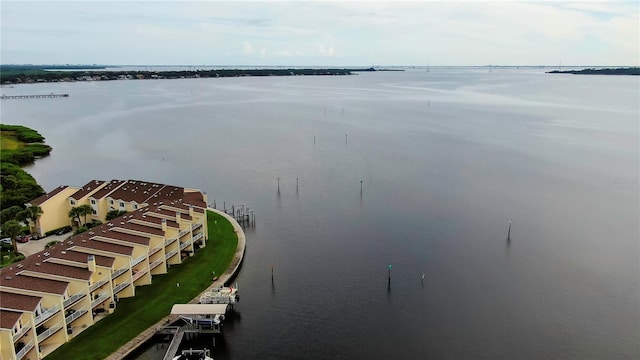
{"left": 2, "top": 69, "right": 638, "bottom": 359}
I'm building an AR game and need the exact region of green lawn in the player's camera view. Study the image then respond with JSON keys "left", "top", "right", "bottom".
{"left": 0, "top": 132, "right": 22, "bottom": 150}
{"left": 45, "top": 210, "right": 238, "bottom": 360}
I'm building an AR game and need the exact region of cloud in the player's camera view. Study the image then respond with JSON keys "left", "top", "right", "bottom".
{"left": 243, "top": 41, "right": 254, "bottom": 55}
{"left": 318, "top": 45, "right": 334, "bottom": 57}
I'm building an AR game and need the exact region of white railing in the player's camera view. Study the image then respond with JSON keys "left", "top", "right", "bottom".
{"left": 149, "top": 246, "right": 162, "bottom": 256}
{"left": 91, "top": 294, "right": 111, "bottom": 308}
{"left": 165, "top": 249, "right": 178, "bottom": 260}
{"left": 65, "top": 309, "right": 87, "bottom": 324}
{"left": 178, "top": 230, "right": 189, "bottom": 238}
{"left": 37, "top": 321, "right": 62, "bottom": 342}
{"left": 113, "top": 281, "right": 131, "bottom": 294}
{"left": 63, "top": 291, "right": 86, "bottom": 308}
{"left": 111, "top": 267, "right": 128, "bottom": 279}
{"left": 89, "top": 279, "right": 109, "bottom": 292}
{"left": 131, "top": 254, "right": 147, "bottom": 267}
{"left": 191, "top": 222, "right": 202, "bottom": 230}
{"left": 15, "top": 339, "right": 34, "bottom": 360}
{"left": 132, "top": 268, "right": 148, "bottom": 282}
{"left": 179, "top": 241, "right": 190, "bottom": 250}
{"left": 164, "top": 237, "right": 178, "bottom": 246}
{"left": 12, "top": 323, "right": 31, "bottom": 342}
{"left": 192, "top": 232, "right": 203, "bottom": 242}
{"left": 34, "top": 305, "right": 60, "bottom": 325}
{"left": 150, "top": 259, "right": 164, "bottom": 270}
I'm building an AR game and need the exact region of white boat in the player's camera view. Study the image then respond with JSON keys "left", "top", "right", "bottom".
{"left": 172, "top": 348, "right": 213, "bottom": 360}
{"left": 199, "top": 285, "right": 239, "bottom": 304}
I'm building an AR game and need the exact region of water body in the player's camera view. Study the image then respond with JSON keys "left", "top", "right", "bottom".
{"left": 2, "top": 69, "right": 638, "bottom": 359}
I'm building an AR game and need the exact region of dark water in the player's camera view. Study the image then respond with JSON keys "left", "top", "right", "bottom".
{"left": 2, "top": 69, "right": 638, "bottom": 359}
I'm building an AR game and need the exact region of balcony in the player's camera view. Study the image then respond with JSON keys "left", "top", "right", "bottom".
{"left": 193, "top": 232, "right": 203, "bottom": 242}
{"left": 191, "top": 222, "right": 202, "bottom": 230}
{"left": 37, "top": 321, "right": 62, "bottom": 342}
{"left": 12, "top": 323, "right": 31, "bottom": 342}
{"left": 149, "top": 246, "right": 162, "bottom": 256}
{"left": 165, "top": 249, "right": 178, "bottom": 260}
{"left": 113, "top": 281, "right": 131, "bottom": 294}
{"left": 111, "top": 267, "right": 128, "bottom": 280}
{"left": 179, "top": 241, "right": 190, "bottom": 250}
{"left": 65, "top": 309, "right": 88, "bottom": 324}
{"left": 178, "top": 230, "right": 189, "bottom": 238}
{"left": 91, "top": 293, "right": 111, "bottom": 308}
{"left": 34, "top": 305, "right": 60, "bottom": 326}
{"left": 132, "top": 268, "right": 148, "bottom": 282}
{"left": 150, "top": 259, "right": 164, "bottom": 270}
{"left": 164, "top": 237, "right": 178, "bottom": 246}
{"left": 89, "top": 279, "right": 109, "bottom": 292}
{"left": 15, "top": 339, "right": 34, "bottom": 360}
{"left": 131, "top": 254, "right": 147, "bottom": 267}
{"left": 63, "top": 291, "right": 86, "bottom": 308}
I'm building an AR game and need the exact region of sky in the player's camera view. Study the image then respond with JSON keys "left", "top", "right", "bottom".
{"left": 1, "top": 0, "right": 638, "bottom": 66}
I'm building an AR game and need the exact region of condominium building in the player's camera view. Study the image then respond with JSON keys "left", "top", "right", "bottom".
{"left": 0, "top": 180, "right": 209, "bottom": 360}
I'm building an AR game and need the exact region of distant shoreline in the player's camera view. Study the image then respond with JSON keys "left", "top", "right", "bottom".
{"left": 547, "top": 67, "right": 640, "bottom": 75}
{"left": 0, "top": 67, "right": 377, "bottom": 85}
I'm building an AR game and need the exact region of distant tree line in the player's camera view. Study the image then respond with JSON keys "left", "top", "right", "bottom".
{"left": 1, "top": 67, "right": 376, "bottom": 84}
{"left": 547, "top": 67, "right": 640, "bottom": 75}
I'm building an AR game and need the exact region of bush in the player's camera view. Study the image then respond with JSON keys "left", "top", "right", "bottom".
{"left": 44, "top": 225, "right": 72, "bottom": 237}
{"left": 74, "top": 226, "right": 88, "bottom": 235}
{"left": 45, "top": 240, "right": 59, "bottom": 249}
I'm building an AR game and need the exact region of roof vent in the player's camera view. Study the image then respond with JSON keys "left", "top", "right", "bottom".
{"left": 44, "top": 252, "right": 50, "bottom": 256}
{"left": 16, "top": 264, "right": 23, "bottom": 268}
{"left": 5, "top": 276, "right": 12, "bottom": 280}
{"left": 61, "top": 251, "right": 67, "bottom": 254}
{"left": 35, "top": 263, "right": 41, "bottom": 266}
{"left": 82, "top": 239, "right": 87, "bottom": 242}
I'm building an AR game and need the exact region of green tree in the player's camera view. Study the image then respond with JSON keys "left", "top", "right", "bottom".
{"left": 106, "top": 209, "right": 127, "bottom": 221}
{"left": 68, "top": 207, "right": 82, "bottom": 228}
{"left": 2, "top": 220, "right": 22, "bottom": 255}
{"left": 78, "top": 204, "right": 93, "bottom": 225}
{"left": 18, "top": 205, "right": 43, "bottom": 234}
{"left": 1, "top": 205, "right": 23, "bottom": 225}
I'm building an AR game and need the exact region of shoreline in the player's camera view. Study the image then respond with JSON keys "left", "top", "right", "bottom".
{"left": 105, "top": 208, "right": 246, "bottom": 360}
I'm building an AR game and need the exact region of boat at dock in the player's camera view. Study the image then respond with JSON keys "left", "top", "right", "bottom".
{"left": 199, "top": 285, "right": 239, "bottom": 304}
{"left": 172, "top": 348, "right": 213, "bottom": 360}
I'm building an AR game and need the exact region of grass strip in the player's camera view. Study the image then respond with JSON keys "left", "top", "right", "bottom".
{"left": 45, "top": 210, "right": 238, "bottom": 360}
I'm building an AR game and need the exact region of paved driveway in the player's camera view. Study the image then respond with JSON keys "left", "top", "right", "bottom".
{"left": 18, "top": 233, "right": 72, "bottom": 257}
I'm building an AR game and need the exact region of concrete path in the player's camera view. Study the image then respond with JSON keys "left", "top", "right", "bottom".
{"left": 106, "top": 208, "right": 246, "bottom": 360}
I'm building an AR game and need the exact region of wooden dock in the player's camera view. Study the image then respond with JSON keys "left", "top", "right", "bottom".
{"left": 0, "top": 93, "right": 69, "bottom": 100}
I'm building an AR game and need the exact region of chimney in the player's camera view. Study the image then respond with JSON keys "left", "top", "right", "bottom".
{"left": 161, "top": 218, "right": 167, "bottom": 232}
{"left": 189, "top": 205, "right": 194, "bottom": 217}
{"left": 176, "top": 213, "right": 181, "bottom": 223}
{"left": 88, "top": 255, "right": 96, "bottom": 273}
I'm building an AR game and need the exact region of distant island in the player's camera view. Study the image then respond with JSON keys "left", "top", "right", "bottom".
{"left": 0, "top": 65, "right": 377, "bottom": 84}
{"left": 547, "top": 67, "right": 640, "bottom": 75}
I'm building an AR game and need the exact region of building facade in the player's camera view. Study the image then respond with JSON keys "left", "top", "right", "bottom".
{"left": 1, "top": 180, "right": 209, "bottom": 360}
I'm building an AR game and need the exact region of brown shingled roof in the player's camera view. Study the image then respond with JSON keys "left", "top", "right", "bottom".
{"left": 129, "top": 208, "right": 179, "bottom": 228}
{"left": 0, "top": 272, "right": 69, "bottom": 295}
{"left": 95, "top": 228, "right": 150, "bottom": 246}
{"left": 108, "top": 180, "right": 166, "bottom": 204}
{"left": 56, "top": 250, "right": 115, "bottom": 268}
{"left": 14, "top": 253, "right": 92, "bottom": 281}
{"left": 0, "top": 310, "right": 22, "bottom": 329}
{"left": 114, "top": 222, "right": 164, "bottom": 237}
{"left": 28, "top": 185, "right": 70, "bottom": 206}
{"left": 91, "top": 179, "right": 126, "bottom": 200}
{"left": 70, "top": 180, "right": 106, "bottom": 200}
{"left": 0, "top": 291, "right": 42, "bottom": 312}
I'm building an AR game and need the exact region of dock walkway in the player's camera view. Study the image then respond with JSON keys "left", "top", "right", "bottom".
{"left": 105, "top": 208, "right": 246, "bottom": 360}
{"left": 0, "top": 93, "right": 69, "bottom": 99}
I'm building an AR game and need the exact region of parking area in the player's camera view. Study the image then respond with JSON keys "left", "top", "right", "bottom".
{"left": 17, "top": 233, "right": 73, "bottom": 257}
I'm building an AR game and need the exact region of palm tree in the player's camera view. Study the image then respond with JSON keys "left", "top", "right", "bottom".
{"left": 78, "top": 204, "right": 93, "bottom": 225}
{"left": 18, "top": 205, "right": 43, "bottom": 235}
{"left": 69, "top": 207, "right": 82, "bottom": 228}
{"left": 2, "top": 220, "right": 22, "bottom": 255}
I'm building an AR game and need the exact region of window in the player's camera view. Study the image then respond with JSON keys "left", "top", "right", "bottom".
{"left": 109, "top": 199, "right": 114, "bottom": 205}
{"left": 90, "top": 199, "right": 96, "bottom": 205}
{"left": 133, "top": 204, "right": 138, "bottom": 209}
{"left": 70, "top": 199, "right": 76, "bottom": 205}
{"left": 92, "top": 210, "right": 97, "bottom": 215}
{"left": 119, "top": 202, "right": 125, "bottom": 208}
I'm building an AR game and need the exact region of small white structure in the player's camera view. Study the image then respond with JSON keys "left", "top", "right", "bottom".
{"left": 199, "top": 285, "right": 239, "bottom": 304}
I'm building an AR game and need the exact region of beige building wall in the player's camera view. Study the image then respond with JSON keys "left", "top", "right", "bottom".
{"left": 34, "top": 187, "right": 79, "bottom": 236}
